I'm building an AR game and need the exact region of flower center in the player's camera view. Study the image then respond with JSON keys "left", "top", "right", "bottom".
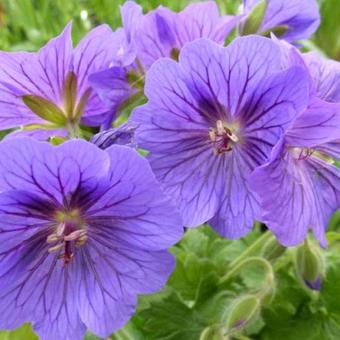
{"left": 290, "top": 147, "right": 335, "bottom": 164}
{"left": 46, "top": 209, "right": 88, "bottom": 265}
{"left": 209, "top": 120, "right": 239, "bottom": 155}
{"left": 290, "top": 147, "right": 314, "bottom": 160}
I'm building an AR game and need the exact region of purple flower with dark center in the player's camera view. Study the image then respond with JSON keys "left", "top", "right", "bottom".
{"left": 0, "top": 23, "right": 116, "bottom": 139}
{"left": 130, "top": 36, "right": 310, "bottom": 238}
{"left": 90, "top": 1, "right": 240, "bottom": 128}
{"left": 0, "top": 138, "right": 182, "bottom": 339}
{"left": 242, "top": 0, "right": 320, "bottom": 43}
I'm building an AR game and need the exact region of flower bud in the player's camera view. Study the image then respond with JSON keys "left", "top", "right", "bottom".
{"left": 226, "top": 295, "right": 260, "bottom": 332}
{"left": 295, "top": 240, "right": 324, "bottom": 291}
{"left": 199, "top": 325, "right": 224, "bottom": 340}
{"left": 261, "top": 235, "right": 286, "bottom": 262}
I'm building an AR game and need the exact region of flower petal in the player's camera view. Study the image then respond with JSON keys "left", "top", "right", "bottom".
{"left": 303, "top": 52, "right": 340, "bottom": 103}
{"left": 179, "top": 36, "right": 282, "bottom": 117}
{"left": 286, "top": 100, "right": 340, "bottom": 147}
{"left": 245, "top": 0, "right": 320, "bottom": 42}
{"left": 251, "top": 140, "right": 339, "bottom": 247}
{"left": 86, "top": 145, "right": 183, "bottom": 249}
{"left": 0, "top": 139, "right": 109, "bottom": 203}
{"left": 76, "top": 244, "right": 174, "bottom": 337}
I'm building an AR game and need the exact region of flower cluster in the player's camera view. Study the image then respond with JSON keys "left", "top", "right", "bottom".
{"left": 0, "top": 0, "right": 338, "bottom": 339}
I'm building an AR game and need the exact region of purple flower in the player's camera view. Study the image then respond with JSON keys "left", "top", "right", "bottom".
{"left": 0, "top": 138, "right": 182, "bottom": 339}
{"left": 0, "top": 23, "right": 116, "bottom": 139}
{"left": 90, "top": 1, "right": 240, "bottom": 128}
{"left": 250, "top": 49, "right": 340, "bottom": 246}
{"left": 242, "top": 0, "right": 320, "bottom": 43}
{"left": 130, "top": 36, "right": 310, "bottom": 238}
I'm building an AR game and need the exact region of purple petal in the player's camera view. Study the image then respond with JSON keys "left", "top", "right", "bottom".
{"left": 91, "top": 122, "right": 137, "bottom": 149}
{"left": 0, "top": 24, "right": 73, "bottom": 129}
{"left": 75, "top": 245, "right": 174, "bottom": 337}
{"left": 135, "top": 6, "right": 178, "bottom": 69}
{"left": 245, "top": 0, "right": 320, "bottom": 42}
{"left": 0, "top": 138, "right": 109, "bottom": 203}
{"left": 316, "top": 141, "right": 340, "bottom": 160}
{"left": 177, "top": 1, "right": 240, "bottom": 44}
{"left": 303, "top": 52, "right": 340, "bottom": 103}
{"left": 87, "top": 145, "right": 183, "bottom": 249}
{"left": 89, "top": 66, "right": 136, "bottom": 125}
{"left": 73, "top": 25, "right": 116, "bottom": 124}
{"left": 251, "top": 139, "right": 339, "bottom": 247}
{"left": 179, "top": 36, "right": 282, "bottom": 117}
{"left": 120, "top": 1, "right": 143, "bottom": 44}
{"left": 286, "top": 99, "right": 340, "bottom": 147}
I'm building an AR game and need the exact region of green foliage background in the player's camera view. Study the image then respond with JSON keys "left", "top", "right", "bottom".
{"left": 0, "top": 0, "right": 339, "bottom": 339}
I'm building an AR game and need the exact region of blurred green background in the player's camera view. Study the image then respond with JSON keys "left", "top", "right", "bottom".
{"left": 0, "top": 0, "right": 339, "bottom": 60}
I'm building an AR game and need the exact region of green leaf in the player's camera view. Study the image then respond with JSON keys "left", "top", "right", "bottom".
{"left": 0, "top": 324, "right": 37, "bottom": 340}
{"left": 22, "top": 95, "right": 66, "bottom": 125}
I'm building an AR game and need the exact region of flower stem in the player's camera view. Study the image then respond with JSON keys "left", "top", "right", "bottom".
{"left": 228, "top": 231, "right": 272, "bottom": 269}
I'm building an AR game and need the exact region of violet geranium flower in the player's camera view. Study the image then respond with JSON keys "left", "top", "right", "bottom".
{"left": 90, "top": 1, "right": 241, "bottom": 128}
{"left": 250, "top": 48, "right": 340, "bottom": 247}
{"left": 242, "top": 0, "right": 320, "bottom": 43}
{"left": 0, "top": 138, "right": 182, "bottom": 339}
{"left": 131, "top": 36, "right": 310, "bottom": 238}
{"left": 0, "top": 23, "right": 116, "bottom": 139}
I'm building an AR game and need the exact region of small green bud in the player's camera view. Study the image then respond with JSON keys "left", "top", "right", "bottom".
{"left": 22, "top": 95, "right": 66, "bottom": 125}
{"left": 241, "top": 0, "right": 267, "bottom": 35}
{"left": 226, "top": 295, "right": 260, "bottom": 332}
{"left": 199, "top": 325, "right": 224, "bottom": 340}
{"left": 261, "top": 235, "right": 286, "bottom": 262}
{"left": 295, "top": 240, "right": 324, "bottom": 291}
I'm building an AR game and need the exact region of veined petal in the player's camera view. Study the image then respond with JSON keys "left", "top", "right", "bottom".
{"left": 250, "top": 139, "right": 339, "bottom": 247}
{"left": 245, "top": 0, "right": 320, "bottom": 42}
{"left": 76, "top": 244, "right": 174, "bottom": 337}
{"left": 209, "top": 147, "right": 260, "bottom": 238}
{"left": 86, "top": 145, "right": 183, "bottom": 250}
{"left": 135, "top": 6, "right": 178, "bottom": 69}
{"left": 89, "top": 66, "right": 136, "bottom": 124}
{"left": 286, "top": 100, "right": 340, "bottom": 147}
{"left": 0, "top": 139, "right": 110, "bottom": 203}
{"left": 177, "top": 1, "right": 239, "bottom": 44}
{"left": 243, "top": 66, "right": 310, "bottom": 157}
{"left": 303, "top": 52, "right": 340, "bottom": 103}
{"left": 73, "top": 25, "right": 115, "bottom": 97}
{"left": 179, "top": 37, "right": 281, "bottom": 117}
{"left": 91, "top": 122, "right": 137, "bottom": 149}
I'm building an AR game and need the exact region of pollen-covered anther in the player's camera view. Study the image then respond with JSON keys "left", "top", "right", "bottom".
{"left": 209, "top": 120, "right": 239, "bottom": 155}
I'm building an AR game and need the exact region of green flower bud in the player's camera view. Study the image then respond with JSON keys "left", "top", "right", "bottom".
{"left": 295, "top": 240, "right": 324, "bottom": 291}
{"left": 226, "top": 295, "right": 260, "bottom": 332}
{"left": 261, "top": 235, "right": 286, "bottom": 262}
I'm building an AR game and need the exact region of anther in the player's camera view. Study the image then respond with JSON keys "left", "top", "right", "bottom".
{"left": 48, "top": 243, "right": 64, "bottom": 253}
{"left": 64, "top": 229, "right": 87, "bottom": 241}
